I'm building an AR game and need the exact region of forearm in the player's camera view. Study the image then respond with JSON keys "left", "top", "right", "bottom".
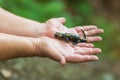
{"left": 0, "top": 33, "right": 37, "bottom": 60}
{"left": 0, "top": 7, "right": 45, "bottom": 37}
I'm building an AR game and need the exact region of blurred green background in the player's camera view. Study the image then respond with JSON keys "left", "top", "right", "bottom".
{"left": 0, "top": 0, "right": 120, "bottom": 80}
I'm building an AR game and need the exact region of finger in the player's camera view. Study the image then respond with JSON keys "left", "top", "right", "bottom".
{"left": 74, "top": 48, "right": 102, "bottom": 55}
{"left": 60, "top": 54, "right": 66, "bottom": 66}
{"left": 87, "top": 36, "right": 102, "bottom": 42}
{"left": 82, "top": 25, "right": 98, "bottom": 31}
{"left": 47, "top": 18, "right": 63, "bottom": 27}
{"left": 55, "top": 53, "right": 66, "bottom": 66}
{"left": 56, "top": 17, "right": 66, "bottom": 24}
{"left": 85, "top": 29, "right": 104, "bottom": 36}
{"left": 74, "top": 43, "right": 94, "bottom": 48}
{"left": 66, "top": 54, "right": 99, "bottom": 63}
{"left": 47, "top": 18, "right": 68, "bottom": 31}
{"left": 48, "top": 47, "right": 66, "bottom": 66}
{"left": 75, "top": 25, "right": 97, "bottom": 32}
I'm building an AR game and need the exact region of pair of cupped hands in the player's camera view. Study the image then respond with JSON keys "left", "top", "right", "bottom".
{"left": 35, "top": 17, "right": 104, "bottom": 65}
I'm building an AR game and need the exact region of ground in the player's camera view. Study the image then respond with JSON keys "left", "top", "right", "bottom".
{"left": 0, "top": 57, "right": 119, "bottom": 80}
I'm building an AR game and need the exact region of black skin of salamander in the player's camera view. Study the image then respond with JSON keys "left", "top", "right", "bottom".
{"left": 55, "top": 32, "right": 87, "bottom": 45}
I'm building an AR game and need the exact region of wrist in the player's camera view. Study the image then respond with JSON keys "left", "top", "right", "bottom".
{"left": 32, "top": 37, "right": 50, "bottom": 57}
{"left": 16, "top": 37, "right": 38, "bottom": 58}
{"left": 30, "top": 37, "right": 43, "bottom": 57}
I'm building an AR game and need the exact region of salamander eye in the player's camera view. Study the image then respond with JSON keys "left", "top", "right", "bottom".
{"left": 55, "top": 33, "right": 58, "bottom": 37}
{"left": 55, "top": 32, "right": 62, "bottom": 38}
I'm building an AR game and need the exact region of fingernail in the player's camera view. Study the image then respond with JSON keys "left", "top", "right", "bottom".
{"left": 100, "top": 29, "right": 104, "bottom": 33}
{"left": 99, "top": 37, "right": 102, "bottom": 41}
{"left": 95, "top": 48, "right": 102, "bottom": 53}
{"left": 90, "top": 44, "right": 94, "bottom": 47}
{"left": 60, "top": 56, "right": 66, "bottom": 66}
{"left": 92, "top": 56, "right": 99, "bottom": 60}
{"left": 98, "top": 49, "right": 102, "bottom": 52}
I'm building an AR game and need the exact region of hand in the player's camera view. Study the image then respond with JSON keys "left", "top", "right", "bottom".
{"left": 34, "top": 37, "right": 101, "bottom": 66}
{"left": 43, "top": 17, "right": 104, "bottom": 43}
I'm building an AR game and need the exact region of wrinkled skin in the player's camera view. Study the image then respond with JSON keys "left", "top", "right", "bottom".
{"left": 35, "top": 18, "right": 104, "bottom": 65}
{"left": 43, "top": 18, "right": 103, "bottom": 43}
{"left": 35, "top": 37, "right": 101, "bottom": 66}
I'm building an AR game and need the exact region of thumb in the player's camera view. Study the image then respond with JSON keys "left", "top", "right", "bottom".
{"left": 59, "top": 55, "right": 66, "bottom": 66}
{"left": 50, "top": 49, "right": 66, "bottom": 66}
{"left": 56, "top": 17, "right": 66, "bottom": 24}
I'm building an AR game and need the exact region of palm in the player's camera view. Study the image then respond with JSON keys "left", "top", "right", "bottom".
{"left": 44, "top": 18, "right": 104, "bottom": 43}
{"left": 41, "top": 18, "right": 103, "bottom": 65}
{"left": 39, "top": 37, "right": 101, "bottom": 65}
